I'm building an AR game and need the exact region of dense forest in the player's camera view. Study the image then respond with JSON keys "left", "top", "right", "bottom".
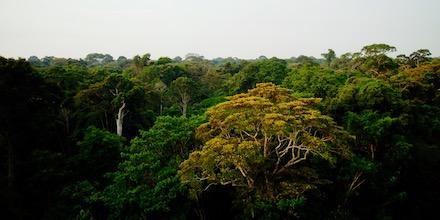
{"left": 1, "top": 44, "right": 439, "bottom": 219}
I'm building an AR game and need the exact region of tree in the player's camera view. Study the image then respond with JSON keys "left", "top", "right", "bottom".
{"left": 40, "top": 56, "right": 55, "bottom": 66}
{"left": 62, "top": 126, "right": 124, "bottom": 218}
{"left": 331, "top": 53, "right": 355, "bottom": 70}
{"left": 141, "top": 53, "right": 151, "bottom": 65}
{"left": 200, "top": 69, "right": 227, "bottom": 96}
{"left": 390, "top": 60, "right": 440, "bottom": 137}
{"left": 258, "top": 57, "right": 288, "bottom": 84}
{"left": 0, "top": 57, "right": 65, "bottom": 220}
{"left": 257, "top": 55, "right": 268, "bottom": 60}
{"left": 85, "top": 53, "right": 114, "bottom": 66}
{"left": 321, "top": 49, "right": 336, "bottom": 66}
{"left": 180, "top": 58, "right": 212, "bottom": 81}
{"left": 361, "top": 44, "right": 396, "bottom": 57}
{"left": 140, "top": 62, "right": 184, "bottom": 86}
{"left": 156, "top": 57, "right": 173, "bottom": 65}
{"left": 218, "top": 59, "right": 246, "bottom": 76}
{"left": 396, "top": 54, "right": 410, "bottom": 68}
{"left": 72, "top": 126, "right": 124, "bottom": 181}
{"left": 132, "top": 53, "right": 151, "bottom": 75}
{"left": 170, "top": 76, "right": 197, "bottom": 118}
{"left": 100, "top": 116, "right": 203, "bottom": 219}
{"left": 359, "top": 44, "right": 398, "bottom": 76}
{"left": 28, "top": 56, "right": 41, "bottom": 66}
{"left": 185, "top": 53, "right": 204, "bottom": 61}
{"left": 282, "top": 65, "right": 348, "bottom": 98}
{"left": 153, "top": 80, "right": 167, "bottom": 115}
{"left": 75, "top": 74, "right": 145, "bottom": 136}
{"left": 228, "top": 58, "right": 288, "bottom": 93}
{"left": 409, "top": 49, "right": 432, "bottom": 66}
{"left": 179, "top": 83, "right": 352, "bottom": 217}
{"left": 116, "top": 56, "right": 129, "bottom": 68}
{"left": 0, "top": 57, "right": 61, "bottom": 188}
{"left": 331, "top": 77, "right": 402, "bottom": 115}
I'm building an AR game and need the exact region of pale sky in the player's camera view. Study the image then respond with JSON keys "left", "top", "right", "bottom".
{"left": 0, "top": 0, "right": 439, "bottom": 59}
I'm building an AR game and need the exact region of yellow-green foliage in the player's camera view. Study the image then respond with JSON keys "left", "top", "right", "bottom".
{"left": 179, "top": 83, "right": 353, "bottom": 201}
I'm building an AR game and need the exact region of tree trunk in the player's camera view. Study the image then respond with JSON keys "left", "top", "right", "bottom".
{"left": 116, "top": 101, "right": 126, "bottom": 136}
{"left": 182, "top": 102, "right": 188, "bottom": 118}
{"left": 104, "top": 110, "right": 109, "bottom": 130}
{"left": 61, "top": 107, "right": 70, "bottom": 134}
{"left": 7, "top": 137, "right": 14, "bottom": 188}
{"left": 181, "top": 93, "right": 190, "bottom": 118}
{"left": 264, "top": 172, "right": 275, "bottom": 199}
{"left": 159, "top": 95, "right": 163, "bottom": 115}
{"left": 65, "top": 114, "right": 69, "bottom": 134}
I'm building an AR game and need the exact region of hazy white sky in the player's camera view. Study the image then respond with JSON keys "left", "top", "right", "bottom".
{"left": 0, "top": 0, "right": 439, "bottom": 59}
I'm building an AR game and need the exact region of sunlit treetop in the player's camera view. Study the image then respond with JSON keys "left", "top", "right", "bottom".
{"left": 180, "top": 83, "right": 353, "bottom": 200}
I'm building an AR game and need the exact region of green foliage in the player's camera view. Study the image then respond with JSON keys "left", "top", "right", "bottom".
{"left": 345, "top": 110, "right": 397, "bottom": 144}
{"left": 180, "top": 83, "right": 352, "bottom": 218}
{"left": 0, "top": 57, "right": 62, "bottom": 184}
{"left": 358, "top": 44, "right": 399, "bottom": 76}
{"left": 331, "top": 77, "right": 402, "bottom": 113}
{"left": 322, "top": 49, "right": 336, "bottom": 66}
{"left": 240, "top": 195, "right": 305, "bottom": 219}
{"left": 140, "top": 62, "right": 184, "bottom": 86}
{"left": 73, "top": 126, "right": 124, "bottom": 173}
{"left": 85, "top": 53, "right": 114, "bottom": 67}
{"left": 294, "top": 55, "right": 321, "bottom": 66}
{"left": 189, "top": 96, "right": 227, "bottom": 116}
{"left": 156, "top": 57, "right": 173, "bottom": 65}
{"left": 99, "top": 116, "right": 203, "bottom": 219}
{"left": 2, "top": 45, "right": 440, "bottom": 219}
{"left": 57, "top": 127, "right": 124, "bottom": 219}
{"left": 361, "top": 44, "right": 396, "bottom": 56}
{"left": 282, "top": 66, "right": 347, "bottom": 98}
{"left": 169, "top": 76, "right": 200, "bottom": 117}
{"left": 228, "top": 58, "right": 288, "bottom": 93}
{"left": 74, "top": 73, "right": 152, "bottom": 137}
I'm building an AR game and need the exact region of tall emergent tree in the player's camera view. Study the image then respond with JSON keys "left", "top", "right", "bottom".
{"left": 179, "top": 83, "right": 352, "bottom": 218}
{"left": 360, "top": 44, "right": 398, "bottom": 76}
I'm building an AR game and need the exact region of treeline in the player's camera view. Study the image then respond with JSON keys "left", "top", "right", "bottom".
{"left": 1, "top": 44, "right": 439, "bottom": 219}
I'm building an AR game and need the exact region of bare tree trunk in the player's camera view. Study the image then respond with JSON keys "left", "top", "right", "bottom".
{"left": 181, "top": 93, "right": 190, "bottom": 118}
{"left": 116, "top": 101, "right": 126, "bottom": 136}
{"left": 182, "top": 102, "right": 188, "bottom": 118}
